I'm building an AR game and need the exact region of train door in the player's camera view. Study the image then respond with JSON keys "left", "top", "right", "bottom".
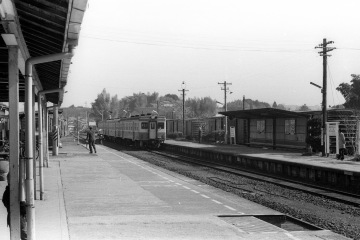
{"left": 149, "top": 121, "right": 156, "bottom": 139}
{"left": 132, "top": 122, "right": 135, "bottom": 141}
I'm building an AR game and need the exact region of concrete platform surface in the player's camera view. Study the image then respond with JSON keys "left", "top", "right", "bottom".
{"left": 0, "top": 136, "right": 350, "bottom": 239}
{"left": 165, "top": 140, "right": 360, "bottom": 173}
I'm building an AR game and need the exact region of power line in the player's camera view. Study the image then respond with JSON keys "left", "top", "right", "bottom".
{"left": 327, "top": 63, "right": 336, "bottom": 106}
{"left": 337, "top": 47, "right": 360, "bottom": 51}
{"left": 327, "top": 62, "right": 343, "bottom": 106}
{"left": 82, "top": 26, "right": 317, "bottom": 45}
{"left": 81, "top": 35, "right": 314, "bottom": 53}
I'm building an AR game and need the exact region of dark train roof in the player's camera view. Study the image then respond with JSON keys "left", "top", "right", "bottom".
{"left": 0, "top": 0, "right": 88, "bottom": 104}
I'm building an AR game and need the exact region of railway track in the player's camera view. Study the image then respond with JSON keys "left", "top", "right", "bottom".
{"left": 150, "top": 149, "right": 360, "bottom": 207}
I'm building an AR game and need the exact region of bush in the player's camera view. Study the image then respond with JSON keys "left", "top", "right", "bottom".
{"left": 185, "top": 135, "right": 193, "bottom": 140}
{"left": 167, "top": 132, "right": 183, "bottom": 139}
{"left": 202, "top": 130, "right": 225, "bottom": 142}
{"left": 306, "top": 118, "right": 322, "bottom": 152}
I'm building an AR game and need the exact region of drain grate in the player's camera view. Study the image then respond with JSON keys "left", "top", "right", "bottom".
{"left": 219, "top": 215, "right": 322, "bottom": 233}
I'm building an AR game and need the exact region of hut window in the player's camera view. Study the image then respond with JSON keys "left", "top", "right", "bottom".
{"left": 285, "top": 119, "right": 296, "bottom": 135}
{"left": 257, "top": 120, "right": 265, "bottom": 134}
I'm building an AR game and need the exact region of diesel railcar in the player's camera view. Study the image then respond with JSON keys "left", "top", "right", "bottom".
{"left": 98, "top": 114, "right": 166, "bottom": 148}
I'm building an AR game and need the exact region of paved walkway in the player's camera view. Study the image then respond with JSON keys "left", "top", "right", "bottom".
{"left": 165, "top": 140, "right": 360, "bottom": 173}
{"left": 0, "top": 136, "right": 350, "bottom": 239}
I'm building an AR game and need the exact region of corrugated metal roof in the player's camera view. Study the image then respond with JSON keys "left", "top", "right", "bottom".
{"left": 220, "top": 108, "right": 309, "bottom": 119}
{"left": 0, "top": 0, "right": 88, "bottom": 104}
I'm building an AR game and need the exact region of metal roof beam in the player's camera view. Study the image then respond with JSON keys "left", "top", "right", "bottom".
{"left": 14, "top": 0, "right": 68, "bottom": 14}
{"left": 17, "top": 17, "right": 64, "bottom": 36}
{"left": 15, "top": 1, "right": 67, "bottom": 21}
{"left": 21, "top": 29, "right": 62, "bottom": 48}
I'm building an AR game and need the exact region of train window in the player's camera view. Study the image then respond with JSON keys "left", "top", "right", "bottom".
{"left": 151, "top": 122, "right": 156, "bottom": 129}
{"left": 158, "top": 122, "right": 164, "bottom": 129}
{"left": 141, "top": 122, "right": 148, "bottom": 129}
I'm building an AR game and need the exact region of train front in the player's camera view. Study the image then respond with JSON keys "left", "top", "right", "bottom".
{"left": 156, "top": 116, "right": 166, "bottom": 147}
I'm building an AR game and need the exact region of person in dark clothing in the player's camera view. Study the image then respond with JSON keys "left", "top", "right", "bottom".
{"left": 2, "top": 181, "right": 10, "bottom": 227}
{"left": 2, "top": 174, "right": 27, "bottom": 240}
{"left": 337, "top": 130, "right": 346, "bottom": 160}
{"left": 86, "top": 126, "right": 97, "bottom": 154}
{"left": 198, "top": 126, "right": 202, "bottom": 143}
{"left": 20, "top": 201, "right": 27, "bottom": 240}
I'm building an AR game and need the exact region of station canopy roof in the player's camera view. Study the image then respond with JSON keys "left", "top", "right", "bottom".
{"left": 219, "top": 108, "right": 310, "bottom": 119}
{"left": 0, "top": 0, "right": 88, "bottom": 104}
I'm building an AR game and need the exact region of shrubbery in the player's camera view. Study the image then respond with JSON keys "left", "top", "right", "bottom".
{"left": 185, "top": 135, "right": 193, "bottom": 140}
{"left": 167, "top": 132, "right": 183, "bottom": 139}
{"left": 306, "top": 118, "right": 322, "bottom": 152}
{"left": 202, "top": 130, "right": 225, "bottom": 142}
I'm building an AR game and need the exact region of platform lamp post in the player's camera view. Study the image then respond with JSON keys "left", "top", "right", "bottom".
{"left": 95, "top": 109, "right": 111, "bottom": 121}
{"left": 310, "top": 81, "right": 325, "bottom": 155}
{"left": 218, "top": 81, "right": 232, "bottom": 144}
{"left": 96, "top": 109, "right": 105, "bottom": 121}
{"left": 179, "top": 81, "right": 188, "bottom": 136}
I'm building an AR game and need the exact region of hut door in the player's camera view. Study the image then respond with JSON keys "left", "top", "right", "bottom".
{"left": 237, "top": 119, "right": 246, "bottom": 144}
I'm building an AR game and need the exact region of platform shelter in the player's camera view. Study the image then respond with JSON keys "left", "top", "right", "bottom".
{"left": 0, "top": 1, "right": 88, "bottom": 239}
{"left": 220, "top": 108, "right": 309, "bottom": 150}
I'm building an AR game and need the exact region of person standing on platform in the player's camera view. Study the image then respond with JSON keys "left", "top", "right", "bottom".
{"left": 2, "top": 174, "right": 27, "bottom": 239}
{"left": 338, "top": 130, "right": 346, "bottom": 160}
{"left": 198, "top": 126, "right": 202, "bottom": 143}
{"left": 86, "top": 126, "right": 97, "bottom": 154}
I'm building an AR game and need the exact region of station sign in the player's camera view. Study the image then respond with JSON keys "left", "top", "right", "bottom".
{"left": 327, "top": 123, "right": 338, "bottom": 136}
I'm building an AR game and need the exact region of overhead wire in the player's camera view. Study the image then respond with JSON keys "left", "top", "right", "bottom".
{"left": 81, "top": 34, "right": 315, "bottom": 53}
{"left": 337, "top": 47, "right": 360, "bottom": 51}
{"left": 82, "top": 25, "right": 317, "bottom": 46}
{"left": 327, "top": 61, "right": 342, "bottom": 107}
{"left": 81, "top": 28, "right": 360, "bottom": 53}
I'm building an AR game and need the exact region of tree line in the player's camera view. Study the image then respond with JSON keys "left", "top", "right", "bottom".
{"left": 62, "top": 73, "right": 360, "bottom": 122}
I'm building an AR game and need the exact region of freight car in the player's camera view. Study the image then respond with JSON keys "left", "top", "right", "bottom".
{"left": 98, "top": 114, "right": 166, "bottom": 148}
{"left": 166, "top": 115, "right": 225, "bottom": 139}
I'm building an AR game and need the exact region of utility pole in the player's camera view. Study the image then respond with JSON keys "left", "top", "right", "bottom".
{"left": 243, "top": 95, "right": 245, "bottom": 110}
{"left": 77, "top": 115, "right": 79, "bottom": 145}
{"left": 179, "top": 81, "right": 188, "bottom": 136}
{"left": 218, "top": 81, "right": 232, "bottom": 144}
{"left": 315, "top": 38, "right": 335, "bottom": 156}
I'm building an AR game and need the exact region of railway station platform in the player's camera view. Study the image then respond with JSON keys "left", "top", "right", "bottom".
{"left": 164, "top": 140, "right": 360, "bottom": 192}
{"left": 0, "top": 136, "right": 350, "bottom": 239}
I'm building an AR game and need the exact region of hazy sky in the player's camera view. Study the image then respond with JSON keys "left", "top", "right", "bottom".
{"left": 62, "top": 0, "right": 360, "bottom": 108}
